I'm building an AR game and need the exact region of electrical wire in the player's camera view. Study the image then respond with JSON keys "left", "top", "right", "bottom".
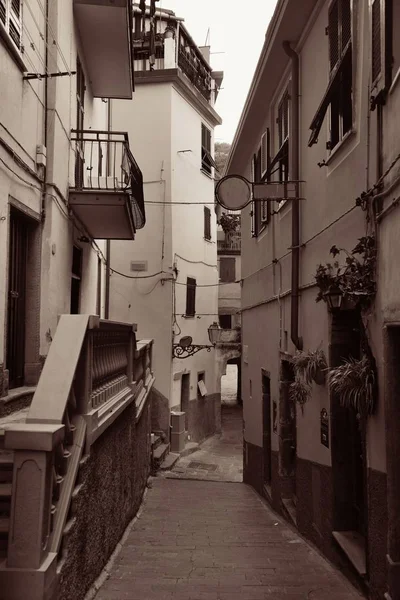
{"left": 0, "top": 157, "right": 42, "bottom": 191}
{"left": 175, "top": 253, "right": 217, "bottom": 268}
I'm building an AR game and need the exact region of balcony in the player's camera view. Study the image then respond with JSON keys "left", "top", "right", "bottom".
{"left": 69, "top": 130, "right": 145, "bottom": 240}
{"left": 217, "top": 231, "right": 241, "bottom": 254}
{"left": 178, "top": 47, "right": 212, "bottom": 102}
{"left": 73, "top": 0, "right": 134, "bottom": 99}
{"left": 217, "top": 328, "right": 241, "bottom": 345}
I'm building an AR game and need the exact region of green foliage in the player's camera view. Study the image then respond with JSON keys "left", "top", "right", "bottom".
{"left": 214, "top": 142, "right": 231, "bottom": 182}
{"left": 329, "top": 355, "right": 376, "bottom": 417}
{"left": 220, "top": 213, "right": 240, "bottom": 233}
{"left": 292, "top": 348, "right": 327, "bottom": 385}
{"left": 314, "top": 236, "right": 376, "bottom": 308}
{"left": 289, "top": 376, "right": 311, "bottom": 413}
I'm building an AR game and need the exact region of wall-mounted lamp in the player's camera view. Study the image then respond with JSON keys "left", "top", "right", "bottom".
{"left": 172, "top": 322, "right": 221, "bottom": 359}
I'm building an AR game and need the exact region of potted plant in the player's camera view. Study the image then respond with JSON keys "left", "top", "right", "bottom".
{"left": 315, "top": 236, "right": 376, "bottom": 310}
{"left": 289, "top": 376, "right": 311, "bottom": 414}
{"left": 328, "top": 354, "right": 376, "bottom": 417}
{"left": 292, "top": 348, "right": 327, "bottom": 385}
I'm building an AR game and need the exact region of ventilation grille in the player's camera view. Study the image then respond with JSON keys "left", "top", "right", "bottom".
{"left": 130, "top": 261, "right": 148, "bottom": 272}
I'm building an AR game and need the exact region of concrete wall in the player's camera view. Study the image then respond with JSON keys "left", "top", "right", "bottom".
{"left": 229, "top": 1, "right": 394, "bottom": 596}
{"left": 0, "top": 0, "right": 110, "bottom": 394}
{"left": 170, "top": 85, "right": 219, "bottom": 422}
{"left": 110, "top": 76, "right": 220, "bottom": 441}
{"left": 110, "top": 84, "right": 173, "bottom": 401}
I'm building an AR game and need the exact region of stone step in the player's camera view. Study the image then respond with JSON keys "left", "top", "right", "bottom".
{"left": 282, "top": 498, "right": 297, "bottom": 528}
{"left": 152, "top": 443, "right": 169, "bottom": 468}
{"left": 151, "top": 434, "right": 162, "bottom": 450}
{"left": 180, "top": 441, "right": 199, "bottom": 457}
{"left": 159, "top": 453, "right": 180, "bottom": 471}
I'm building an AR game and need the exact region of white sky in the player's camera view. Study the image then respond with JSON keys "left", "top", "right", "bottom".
{"left": 158, "top": 0, "right": 279, "bottom": 143}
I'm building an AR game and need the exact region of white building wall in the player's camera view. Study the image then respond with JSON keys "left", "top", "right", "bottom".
{"left": 109, "top": 84, "right": 174, "bottom": 400}
{"left": 170, "top": 86, "right": 219, "bottom": 407}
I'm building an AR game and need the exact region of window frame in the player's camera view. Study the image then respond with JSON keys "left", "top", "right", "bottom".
{"left": 308, "top": 0, "right": 354, "bottom": 150}
{"left": 201, "top": 123, "right": 216, "bottom": 175}
{"left": 185, "top": 276, "right": 197, "bottom": 317}
{"left": 204, "top": 205, "right": 211, "bottom": 241}
{"left": 0, "top": 0, "right": 23, "bottom": 54}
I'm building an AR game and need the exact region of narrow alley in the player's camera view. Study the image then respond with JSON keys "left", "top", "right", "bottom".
{"left": 94, "top": 406, "right": 363, "bottom": 600}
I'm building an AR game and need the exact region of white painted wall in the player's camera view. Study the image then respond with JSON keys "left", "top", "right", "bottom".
{"left": 109, "top": 84, "right": 174, "bottom": 400}
{"left": 170, "top": 86, "right": 219, "bottom": 406}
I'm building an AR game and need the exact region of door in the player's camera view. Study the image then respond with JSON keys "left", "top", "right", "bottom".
{"left": 262, "top": 374, "right": 272, "bottom": 487}
{"left": 180, "top": 373, "right": 190, "bottom": 430}
{"left": 75, "top": 57, "right": 85, "bottom": 188}
{"left": 280, "top": 360, "right": 296, "bottom": 497}
{"left": 7, "top": 208, "right": 28, "bottom": 389}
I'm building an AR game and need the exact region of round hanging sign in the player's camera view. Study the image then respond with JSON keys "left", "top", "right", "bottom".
{"left": 215, "top": 175, "right": 252, "bottom": 211}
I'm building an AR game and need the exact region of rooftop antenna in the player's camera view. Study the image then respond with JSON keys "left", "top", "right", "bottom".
{"left": 204, "top": 27, "right": 210, "bottom": 46}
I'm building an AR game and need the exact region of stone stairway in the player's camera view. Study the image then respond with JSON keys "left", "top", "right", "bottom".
{"left": 151, "top": 434, "right": 179, "bottom": 474}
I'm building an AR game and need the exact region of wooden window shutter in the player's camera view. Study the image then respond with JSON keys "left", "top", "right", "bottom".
{"left": 341, "top": 0, "right": 352, "bottom": 50}
{"left": 186, "top": 277, "right": 196, "bottom": 317}
{"left": 204, "top": 206, "right": 211, "bottom": 240}
{"left": 371, "top": 0, "right": 388, "bottom": 95}
{"left": 329, "top": 0, "right": 340, "bottom": 71}
{"left": 250, "top": 155, "right": 256, "bottom": 237}
{"left": 372, "top": 0, "right": 381, "bottom": 84}
{"left": 0, "top": 0, "right": 6, "bottom": 25}
{"left": 219, "top": 257, "right": 235, "bottom": 282}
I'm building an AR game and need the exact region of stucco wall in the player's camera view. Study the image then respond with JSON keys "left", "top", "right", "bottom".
{"left": 109, "top": 84, "right": 173, "bottom": 400}
{"left": 58, "top": 399, "right": 151, "bottom": 600}
{"left": 239, "top": 0, "right": 387, "bottom": 473}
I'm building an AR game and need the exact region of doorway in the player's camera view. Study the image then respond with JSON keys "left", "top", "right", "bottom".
{"left": 279, "top": 360, "right": 296, "bottom": 505}
{"left": 331, "top": 310, "right": 367, "bottom": 540}
{"left": 6, "top": 208, "right": 29, "bottom": 389}
{"left": 180, "top": 373, "right": 190, "bottom": 430}
{"left": 262, "top": 372, "right": 272, "bottom": 493}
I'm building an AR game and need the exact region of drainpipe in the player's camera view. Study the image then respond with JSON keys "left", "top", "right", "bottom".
{"left": 41, "top": 0, "right": 49, "bottom": 220}
{"left": 105, "top": 240, "right": 111, "bottom": 319}
{"left": 283, "top": 41, "right": 302, "bottom": 351}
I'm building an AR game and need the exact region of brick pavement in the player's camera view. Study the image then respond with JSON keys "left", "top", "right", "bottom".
{"left": 95, "top": 478, "right": 363, "bottom": 600}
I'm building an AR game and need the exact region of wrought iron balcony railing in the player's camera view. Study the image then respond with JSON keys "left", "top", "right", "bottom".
{"left": 70, "top": 130, "right": 145, "bottom": 230}
{"left": 217, "top": 231, "right": 241, "bottom": 253}
{"left": 178, "top": 48, "right": 212, "bottom": 101}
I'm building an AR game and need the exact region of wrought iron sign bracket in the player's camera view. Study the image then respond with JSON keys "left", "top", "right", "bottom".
{"left": 172, "top": 344, "right": 213, "bottom": 359}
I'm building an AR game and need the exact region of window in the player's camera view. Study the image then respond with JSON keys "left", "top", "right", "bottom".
{"left": 201, "top": 123, "right": 217, "bottom": 175}
{"left": 370, "top": 0, "right": 394, "bottom": 105}
{"left": 219, "top": 314, "right": 232, "bottom": 329}
{"left": 277, "top": 92, "right": 290, "bottom": 181}
{"left": 251, "top": 144, "right": 271, "bottom": 237}
{"left": 219, "top": 257, "right": 235, "bottom": 282}
{"left": 204, "top": 206, "right": 211, "bottom": 240}
{"left": 0, "top": 0, "right": 22, "bottom": 50}
{"left": 308, "top": 0, "right": 353, "bottom": 149}
{"left": 185, "top": 277, "right": 196, "bottom": 317}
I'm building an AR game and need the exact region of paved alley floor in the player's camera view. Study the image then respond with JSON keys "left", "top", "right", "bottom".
{"left": 95, "top": 478, "right": 363, "bottom": 600}
{"left": 164, "top": 405, "right": 244, "bottom": 483}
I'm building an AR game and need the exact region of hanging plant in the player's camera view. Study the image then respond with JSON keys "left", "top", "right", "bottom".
{"left": 219, "top": 213, "right": 240, "bottom": 234}
{"left": 292, "top": 348, "right": 327, "bottom": 385}
{"left": 329, "top": 355, "right": 377, "bottom": 417}
{"left": 289, "top": 376, "right": 311, "bottom": 414}
{"left": 315, "top": 235, "right": 376, "bottom": 309}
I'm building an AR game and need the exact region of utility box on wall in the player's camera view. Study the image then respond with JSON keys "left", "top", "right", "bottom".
{"left": 170, "top": 411, "right": 185, "bottom": 452}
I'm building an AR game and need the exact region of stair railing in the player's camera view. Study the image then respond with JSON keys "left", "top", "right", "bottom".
{"left": 0, "top": 315, "right": 154, "bottom": 600}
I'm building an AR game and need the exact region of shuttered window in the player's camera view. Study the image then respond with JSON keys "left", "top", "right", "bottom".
{"left": 371, "top": 0, "right": 389, "bottom": 99}
{"left": 308, "top": 0, "right": 353, "bottom": 148}
{"left": 201, "top": 124, "right": 216, "bottom": 175}
{"left": 219, "top": 257, "right": 235, "bottom": 282}
{"left": 185, "top": 277, "right": 196, "bottom": 317}
{"left": 204, "top": 206, "right": 211, "bottom": 240}
{"left": 0, "top": 0, "right": 22, "bottom": 49}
